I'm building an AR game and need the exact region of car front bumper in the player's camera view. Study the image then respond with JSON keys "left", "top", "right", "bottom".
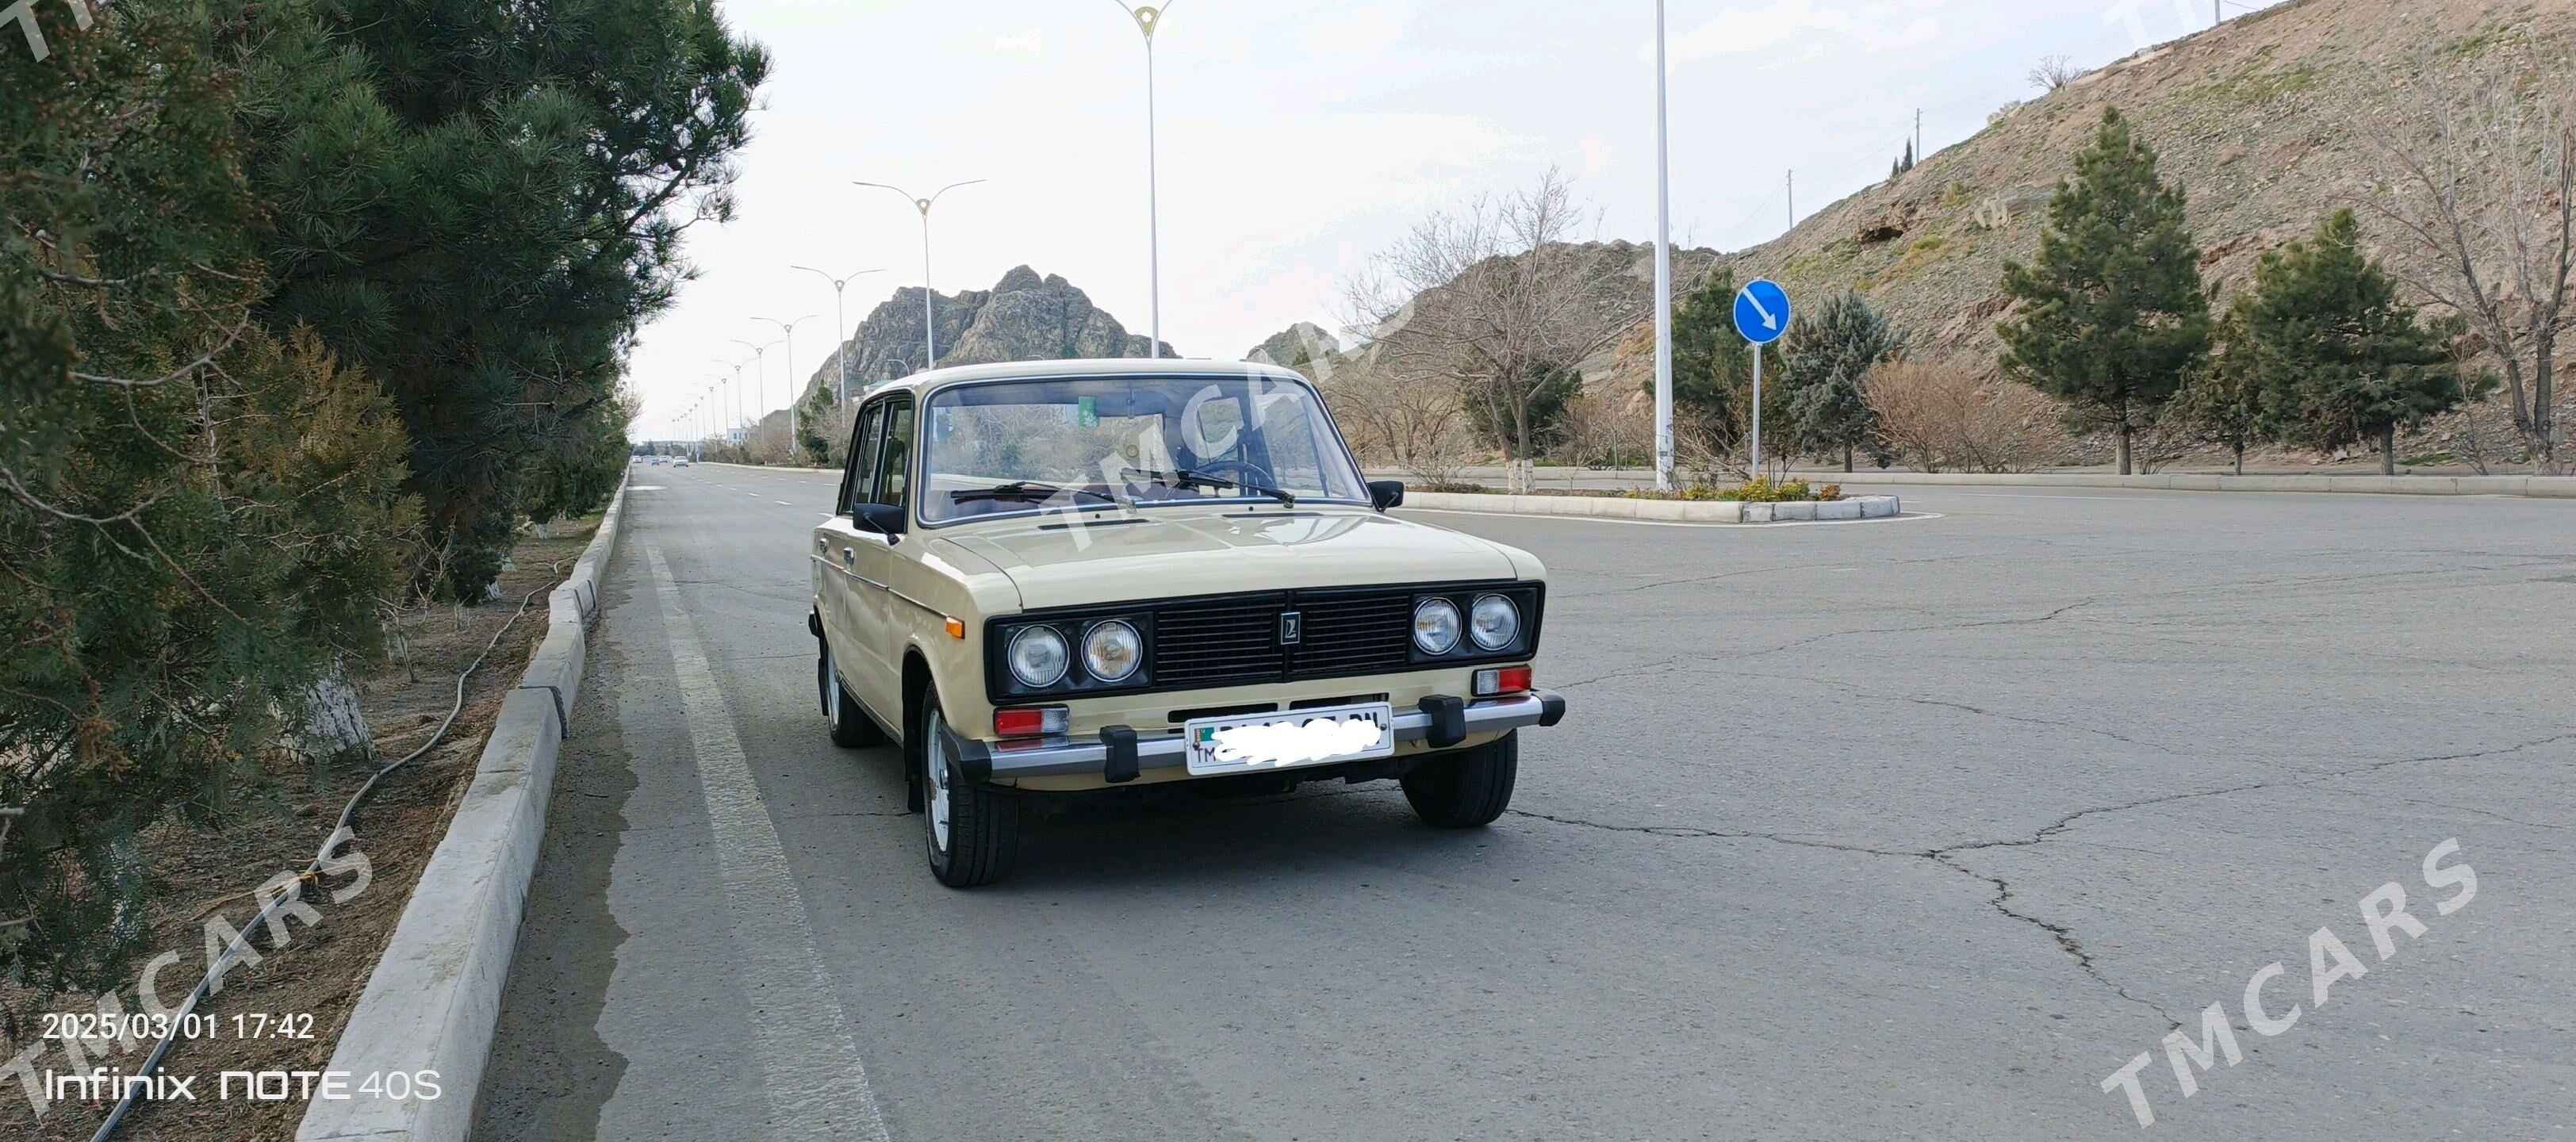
{"left": 942, "top": 690, "right": 1569, "bottom": 784}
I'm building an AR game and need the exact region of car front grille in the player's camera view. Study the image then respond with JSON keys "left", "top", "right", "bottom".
{"left": 1151, "top": 593, "right": 1290, "bottom": 688}
{"left": 991, "top": 581, "right": 1542, "bottom": 704}
{"left": 1149, "top": 587, "right": 1448, "bottom": 690}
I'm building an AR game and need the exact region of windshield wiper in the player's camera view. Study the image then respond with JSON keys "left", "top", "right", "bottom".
{"left": 1121, "top": 467, "right": 1297, "bottom": 508}
{"left": 950, "top": 481, "right": 1119, "bottom": 505}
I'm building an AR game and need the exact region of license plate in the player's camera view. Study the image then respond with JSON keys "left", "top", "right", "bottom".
{"left": 1184, "top": 702, "right": 1395, "bottom": 776}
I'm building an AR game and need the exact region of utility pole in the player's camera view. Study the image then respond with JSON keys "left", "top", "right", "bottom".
{"left": 1786, "top": 171, "right": 1795, "bottom": 227}
{"left": 1652, "top": 0, "right": 1674, "bottom": 492}
{"left": 1915, "top": 109, "right": 1922, "bottom": 162}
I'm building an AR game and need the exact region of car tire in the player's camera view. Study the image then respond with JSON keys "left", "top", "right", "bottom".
{"left": 1401, "top": 730, "right": 1518, "bottom": 828}
{"left": 819, "top": 639, "right": 885, "bottom": 749}
{"left": 916, "top": 692, "right": 1019, "bottom": 888}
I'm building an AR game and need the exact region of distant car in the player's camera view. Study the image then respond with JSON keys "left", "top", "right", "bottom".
{"left": 673, "top": 457, "right": 691, "bottom": 467}
{"left": 809, "top": 359, "right": 1565, "bottom": 887}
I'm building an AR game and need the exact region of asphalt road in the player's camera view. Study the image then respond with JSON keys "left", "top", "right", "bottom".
{"left": 472, "top": 464, "right": 2574, "bottom": 1141}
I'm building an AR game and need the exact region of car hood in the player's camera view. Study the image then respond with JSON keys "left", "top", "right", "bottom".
{"left": 944, "top": 507, "right": 1520, "bottom": 611}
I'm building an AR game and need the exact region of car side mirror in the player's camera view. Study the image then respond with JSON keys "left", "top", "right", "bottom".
{"left": 1368, "top": 480, "right": 1405, "bottom": 512}
{"left": 853, "top": 502, "right": 907, "bottom": 541}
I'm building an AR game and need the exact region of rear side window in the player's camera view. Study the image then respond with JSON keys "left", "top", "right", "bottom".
{"left": 840, "top": 403, "right": 885, "bottom": 515}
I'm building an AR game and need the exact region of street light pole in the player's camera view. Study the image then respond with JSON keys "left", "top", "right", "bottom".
{"left": 856, "top": 180, "right": 984, "bottom": 373}
{"left": 1652, "top": 0, "right": 1675, "bottom": 492}
{"left": 711, "top": 358, "right": 749, "bottom": 453}
{"left": 1111, "top": 2, "right": 1177, "bottom": 358}
{"left": 753, "top": 316, "right": 819, "bottom": 454}
{"left": 730, "top": 340, "right": 780, "bottom": 458}
{"left": 793, "top": 266, "right": 885, "bottom": 404}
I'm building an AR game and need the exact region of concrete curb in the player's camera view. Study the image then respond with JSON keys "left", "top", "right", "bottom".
{"left": 1370, "top": 467, "right": 2576, "bottom": 498}
{"left": 1405, "top": 490, "right": 1899, "bottom": 524}
{"left": 698, "top": 461, "right": 836, "bottom": 474}
{"left": 297, "top": 475, "right": 631, "bottom": 1142}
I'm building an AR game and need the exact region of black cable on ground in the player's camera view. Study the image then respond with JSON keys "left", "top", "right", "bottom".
{"left": 88, "top": 582, "right": 558, "bottom": 1142}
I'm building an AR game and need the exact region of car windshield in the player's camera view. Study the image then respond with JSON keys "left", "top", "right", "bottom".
{"left": 920, "top": 374, "right": 1370, "bottom": 523}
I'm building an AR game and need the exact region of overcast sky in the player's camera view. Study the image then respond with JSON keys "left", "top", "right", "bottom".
{"left": 631, "top": 0, "right": 2288, "bottom": 441}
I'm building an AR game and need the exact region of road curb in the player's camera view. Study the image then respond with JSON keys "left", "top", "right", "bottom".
{"left": 296, "top": 475, "right": 631, "bottom": 1142}
{"left": 1404, "top": 490, "right": 1900, "bottom": 523}
{"left": 699, "top": 461, "right": 837, "bottom": 474}
{"left": 1373, "top": 467, "right": 2576, "bottom": 498}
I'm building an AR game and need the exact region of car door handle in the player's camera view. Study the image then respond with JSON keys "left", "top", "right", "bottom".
{"left": 816, "top": 537, "right": 828, "bottom": 554}
{"left": 841, "top": 548, "right": 856, "bottom": 566}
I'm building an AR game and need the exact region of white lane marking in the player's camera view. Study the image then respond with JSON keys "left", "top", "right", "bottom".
{"left": 1397, "top": 508, "right": 1945, "bottom": 529}
{"left": 645, "top": 549, "right": 894, "bottom": 1142}
{"left": 776, "top": 500, "right": 794, "bottom": 506}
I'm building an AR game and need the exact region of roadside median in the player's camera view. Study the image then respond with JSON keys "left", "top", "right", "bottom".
{"left": 1401, "top": 490, "right": 1903, "bottom": 524}
{"left": 1373, "top": 466, "right": 2576, "bottom": 498}
{"left": 296, "top": 477, "right": 630, "bottom": 1142}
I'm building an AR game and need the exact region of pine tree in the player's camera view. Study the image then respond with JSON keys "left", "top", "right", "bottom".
{"left": 795, "top": 383, "right": 845, "bottom": 467}
{"left": 2231, "top": 210, "right": 2466, "bottom": 474}
{"left": 240, "top": 0, "right": 768, "bottom": 597}
{"left": 1998, "top": 107, "right": 2211, "bottom": 474}
{"left": 3, "top": 5, "right": 419, "bottom": 986}
{"left": 2167, "top": 352, "right": 2271, "bottom": 476}
{"left": 1779, "top": 290, "right": 1907, "bottom": 471}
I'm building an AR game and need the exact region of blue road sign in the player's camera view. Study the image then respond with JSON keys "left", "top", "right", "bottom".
{"left": 1734, "top": 279, "right": 1792, "bottom": 346}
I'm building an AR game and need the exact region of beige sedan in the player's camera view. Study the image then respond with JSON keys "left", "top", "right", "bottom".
{"left": 810, "top": 359, "right": 1566, "bottom": 887}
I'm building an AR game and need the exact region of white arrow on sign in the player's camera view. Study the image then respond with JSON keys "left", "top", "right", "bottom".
{"left": 1743, "top": 289, "right": 1778, "bottom": 331}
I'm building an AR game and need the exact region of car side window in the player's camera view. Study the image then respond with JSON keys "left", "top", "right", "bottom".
{"left": 873, "top": 400, "right": 914, "bottom": 508}
{"left": 840, "top": 403, "right": 885, "bottom": 516}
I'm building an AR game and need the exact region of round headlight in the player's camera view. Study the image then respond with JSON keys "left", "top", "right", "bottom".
{"left": 1470, "top": 594, "right": 1520, "bottom": 651}
{"left": 1413, "top": 598, "right": 1462, "bottom": 655}
{"left": 1083, "top": 620, "right": 1143, "bottom": 684}
{"left": 1007, "top": 626, "right": 1070, "bottom": 688}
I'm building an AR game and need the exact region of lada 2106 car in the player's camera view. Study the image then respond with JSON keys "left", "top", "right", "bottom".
{"left": 809, "top": 359, "right": 1567, "bottom": 887}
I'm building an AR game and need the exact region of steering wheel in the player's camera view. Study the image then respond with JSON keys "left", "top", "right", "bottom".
{"left": 1188, "top": 458, "right": 1276, "bottom": 493}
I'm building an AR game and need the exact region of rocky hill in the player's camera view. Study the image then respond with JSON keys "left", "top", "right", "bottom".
{"left": 1594, "top": 0, "right": 2576, "bottom": 389}
{"left": 801, "top": 265, "right": 1173, "bottom": 400}
{"left": 1248, "top": 240, "right": 1725, "bottom": 385}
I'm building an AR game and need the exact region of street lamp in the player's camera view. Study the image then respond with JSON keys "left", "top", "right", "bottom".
{"left": 792, "top": 266, "right": 886, "bottom": 404}
{"left": 1108, "top": 2, "right": 1178, "bottom": 358}
{"left": 729, "top": 340, "right": 781, "bottom": 458}
{"left": 753, "top": 316, "right": 819, "bottom": 451}
{"left": 855, "top": 178, "right": 983, "bottom": 373}
{"left": 1652, "top": 0, "right": 1675, "bottom": 493}
{"left": 711, "top": 358, "right": 749, "bottom": 451}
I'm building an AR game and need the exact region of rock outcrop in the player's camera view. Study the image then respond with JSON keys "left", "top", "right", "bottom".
{"left": 803, "top": 266, "right": 1175, "bottom": 400}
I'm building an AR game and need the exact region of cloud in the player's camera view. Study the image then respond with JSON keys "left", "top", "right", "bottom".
{"left": 992, "top": 29, "right": 1043, "bottom": 61}
{"left": 1653, "top": 0, "right": 1952, "bottom": 65}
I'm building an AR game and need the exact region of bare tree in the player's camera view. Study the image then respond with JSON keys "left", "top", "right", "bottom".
{"left": 2029, "top": 56, "right": 2081, "bottom": 92}
{"left": 2356, "top": 61, "right": 2573, "bottom": 474}
{"left": 1346, "top": 169, "right": 1641, "bottom": 491}
{"left": 1313, "top": 351, "right": 1479, "bottom": 485}
{"left": 1866, "top": 358, "right": 2067, "bottom": 473}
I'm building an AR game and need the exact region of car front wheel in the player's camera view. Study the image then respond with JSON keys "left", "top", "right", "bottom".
{"left": 1401, "top": 730, "right": 1518, "bottom": 828}
{"left": 917, "top": 694, "right": 1019, "bottom": 887}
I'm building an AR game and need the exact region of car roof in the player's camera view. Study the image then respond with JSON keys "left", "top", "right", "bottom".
{"left": 850, "top": 358, "right": 1312, "bottom": 401}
